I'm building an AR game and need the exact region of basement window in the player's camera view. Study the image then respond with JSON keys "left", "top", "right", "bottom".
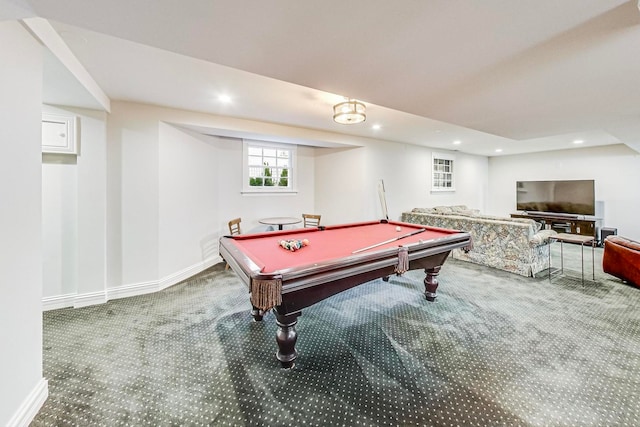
{"left": 431, "top": 152, "right": 455, "bottom": 192}
{"left": 242, "top": 140, "right": 297, "bottom": 194}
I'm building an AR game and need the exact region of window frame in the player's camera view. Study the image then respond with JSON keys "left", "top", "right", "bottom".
{"left": 431, "top": 152, "right": 456, "bottom": 192}
{"left": 242, "top": 139, "right": 297, "bottom": 194}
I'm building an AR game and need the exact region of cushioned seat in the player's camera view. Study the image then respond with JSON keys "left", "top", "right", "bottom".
{"left": 402, "top": 205, "right": 556, "bottom": 277}
{"left": 603, "top": 236, "right": 640, "bottom": 287}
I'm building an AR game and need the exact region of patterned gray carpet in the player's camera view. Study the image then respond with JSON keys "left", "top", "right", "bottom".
{"left": 32, "top": 244, "right": 640, "bottom": 426}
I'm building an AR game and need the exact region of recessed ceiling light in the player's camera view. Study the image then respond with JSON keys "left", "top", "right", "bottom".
{"left": 218, "top": 94, "right": 232, "bottom": 103}
{"left": 453, "top": 140, "right": 461, "bottom": 145}
{"left": 495, "top": 148, "right": 503, "bottom": 153}
{"left": 573, "top": 139, "right": 584, "bottom": 144}
{"left": 372, "top": 124, "right": 381, "bottom": 130}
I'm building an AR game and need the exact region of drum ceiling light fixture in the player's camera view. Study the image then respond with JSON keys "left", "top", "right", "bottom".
{"left": 333, "top": 99, "right": 366, "bottom": 124}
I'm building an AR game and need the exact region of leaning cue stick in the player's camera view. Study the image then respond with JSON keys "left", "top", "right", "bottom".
{"left": 352, "top": 228, "right": 426, "bottom": 254}
{"left": 378, "top": 179, "right": 389, "bottom": 220}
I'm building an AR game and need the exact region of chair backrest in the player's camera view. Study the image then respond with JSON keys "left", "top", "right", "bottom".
{"left": 302, "top": 214, "right": 321, "bottom": 228}
{"left": 228, "top": 218, "right": 242, "bottom": 235}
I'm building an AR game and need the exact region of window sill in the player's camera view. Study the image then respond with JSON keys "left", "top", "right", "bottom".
{"left": 241, "top": 189, "right": 299, "bottom": 196}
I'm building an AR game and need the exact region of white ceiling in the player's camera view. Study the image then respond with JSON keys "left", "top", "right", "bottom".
{"left": 9, "top": 0, "right": 640, "bottom": 156}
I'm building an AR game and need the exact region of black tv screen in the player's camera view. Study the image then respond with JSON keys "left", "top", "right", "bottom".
{"left": 516, "top": 179, "right": 595, "bottom": 215}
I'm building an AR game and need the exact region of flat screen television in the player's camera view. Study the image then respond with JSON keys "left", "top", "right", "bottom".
{"left": 516, "top": 179, "right": 595, "bottom": 216}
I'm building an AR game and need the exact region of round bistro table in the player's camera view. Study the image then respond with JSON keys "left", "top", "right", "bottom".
{"left": 259, "top": 217, "right": 302, "bottom": 230}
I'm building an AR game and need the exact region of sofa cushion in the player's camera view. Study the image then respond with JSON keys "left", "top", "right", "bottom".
{"left": 530, "top": 229, "right": 556, "bottom": 245}
{"left": 607, "top": 236, "right": 640, "bottom": 251}
{"left": 413, "top": 205, "right": 481, "bottom": 217}
{"left": 433, "top": 206, "right": 455, "bottom": 214}
{"left": 411, "top": 207, "right": 436, "bottom": 214}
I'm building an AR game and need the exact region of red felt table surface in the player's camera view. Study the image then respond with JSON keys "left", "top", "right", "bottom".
{"left": 230, "top": 220, "right": 457, "bottom": 273}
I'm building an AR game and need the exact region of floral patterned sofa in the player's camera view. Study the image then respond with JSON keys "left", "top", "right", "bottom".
{"left": 401, "top": 205, "right": 557, "bottom": 277}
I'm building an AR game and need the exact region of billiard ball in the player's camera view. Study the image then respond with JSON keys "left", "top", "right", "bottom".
{"left": 396, "top": 226, "right": 402, "bottom": 232}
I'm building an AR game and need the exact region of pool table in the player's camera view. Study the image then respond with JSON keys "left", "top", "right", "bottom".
{"left": 219, "top": 219, "right": 471, "bottom": 368}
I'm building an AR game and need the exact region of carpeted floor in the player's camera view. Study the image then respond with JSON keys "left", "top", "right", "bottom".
{"left": 32, "top": 244, "right": 640, "bottom": 426}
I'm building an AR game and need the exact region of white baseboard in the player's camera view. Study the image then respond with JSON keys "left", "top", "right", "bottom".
{"left": 74, "top": 290, "right": 107, "bottom": 308}
{"left": 42, "top": 257, "right": 222, "bottom": 309}
{"left": 106, "top": 279, "right": 159, "bottom": 301}
{"left": 158, "top": 256, "right": 220, "bottom": 291}
{"left": 7, "top": 378, "right": 48, "bottom": 427}
{"left": 42, "top": 293, "right": 75, "bottom": 311}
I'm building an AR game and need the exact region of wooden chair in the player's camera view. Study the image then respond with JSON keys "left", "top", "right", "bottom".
{"left": 228, "top": 217, "right": 242, "bottom": 235}
{"left": 225, "top": 218, "right": 242, "bottom": 269}
{"left": 302, "top": 214, "right": 321, "bottom": 228}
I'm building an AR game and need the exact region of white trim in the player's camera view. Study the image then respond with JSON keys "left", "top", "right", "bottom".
{"left": 242, "top": 139, "right": 297, "bottom": 193}
{"left": 6, "top": 378, "right": 48, "bottom": 427}
{"left": 158, "top": 256, "right": 220, "bottom": 291}
{"left": 240, "top": 190, "right": 298, "bottom": 196}
{"left": 22, "top": 18, "right": 111, "bottom": 112}
{"left": 42, "top": 293, "right": 75, "bottom": 311}
{"left": 41, "top": 113, "right": 77, "bottom": 154}
{"left": 107, "top": 279, "right": 159, "bottom": 301}
{"left": 431, "top": 151, "right": 456, "bottom": 192}
{"left": 73, "top": 290, "right": 107, "bottom": 308}
{"left": 42, "top": 257, "right": 223, "bottom": 308}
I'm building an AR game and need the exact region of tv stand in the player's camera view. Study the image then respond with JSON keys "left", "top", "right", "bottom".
{"left": 522, "top": 211, "right": 578, "bottom": 219}
{"left": 511, "top": 212, "right": 601, "bottom": 241}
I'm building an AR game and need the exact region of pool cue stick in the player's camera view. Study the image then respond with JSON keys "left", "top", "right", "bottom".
{"left": 378, "top": 179, "right": 389, "bottom": 220}
{"left": 352, "top": 228, "right": 426, "bottom": 254}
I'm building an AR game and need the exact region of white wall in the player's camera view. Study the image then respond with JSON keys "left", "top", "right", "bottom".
{"left": 107, "top": 102, "right": 316, "bottom": 291}
{"left": 212, "top": 136, "right": 315, "bottom": 233}
{"left": 42, "top": 155, "right": 77, "bottom": 298}
{"left": 0, "top": 21, "right": 47, "bottom": 427}
{"left": 314, "top": 146, "right": 369, "bottom": 224}
{"left": 106, "top": 103, "right": 123, "bottom": 289}
{"left": 107, "top": 102, "right": 160, "bottom": 287}
{"left": 488, "top": 144, "right": 640, "bottom": 240}
{"left": 42, "top": 105, "right": 107, "bottom": 308}
{"left": 158, "top": 123, "right": 220, "bottom": 279}
{"left": 315, "top": 140, "right": 489, "bottom": 224}
{"left": 75, "top": 108, "right": 108, "bottom": 303}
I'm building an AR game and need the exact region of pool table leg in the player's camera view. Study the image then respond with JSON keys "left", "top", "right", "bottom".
{"left": 275, "top": 311, "right": 300, "bottom": 369}
{"left": 424, "top": 266, "right": 441, "bottom": 302}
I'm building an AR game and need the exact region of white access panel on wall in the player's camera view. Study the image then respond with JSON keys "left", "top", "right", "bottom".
{"left": 42, "top": 113, "right": 77, "bottom": 154}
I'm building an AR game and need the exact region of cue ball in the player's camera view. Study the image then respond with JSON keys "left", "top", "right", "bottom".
{"left": 396, "top": 226, "right": 402, "bottom": 232}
